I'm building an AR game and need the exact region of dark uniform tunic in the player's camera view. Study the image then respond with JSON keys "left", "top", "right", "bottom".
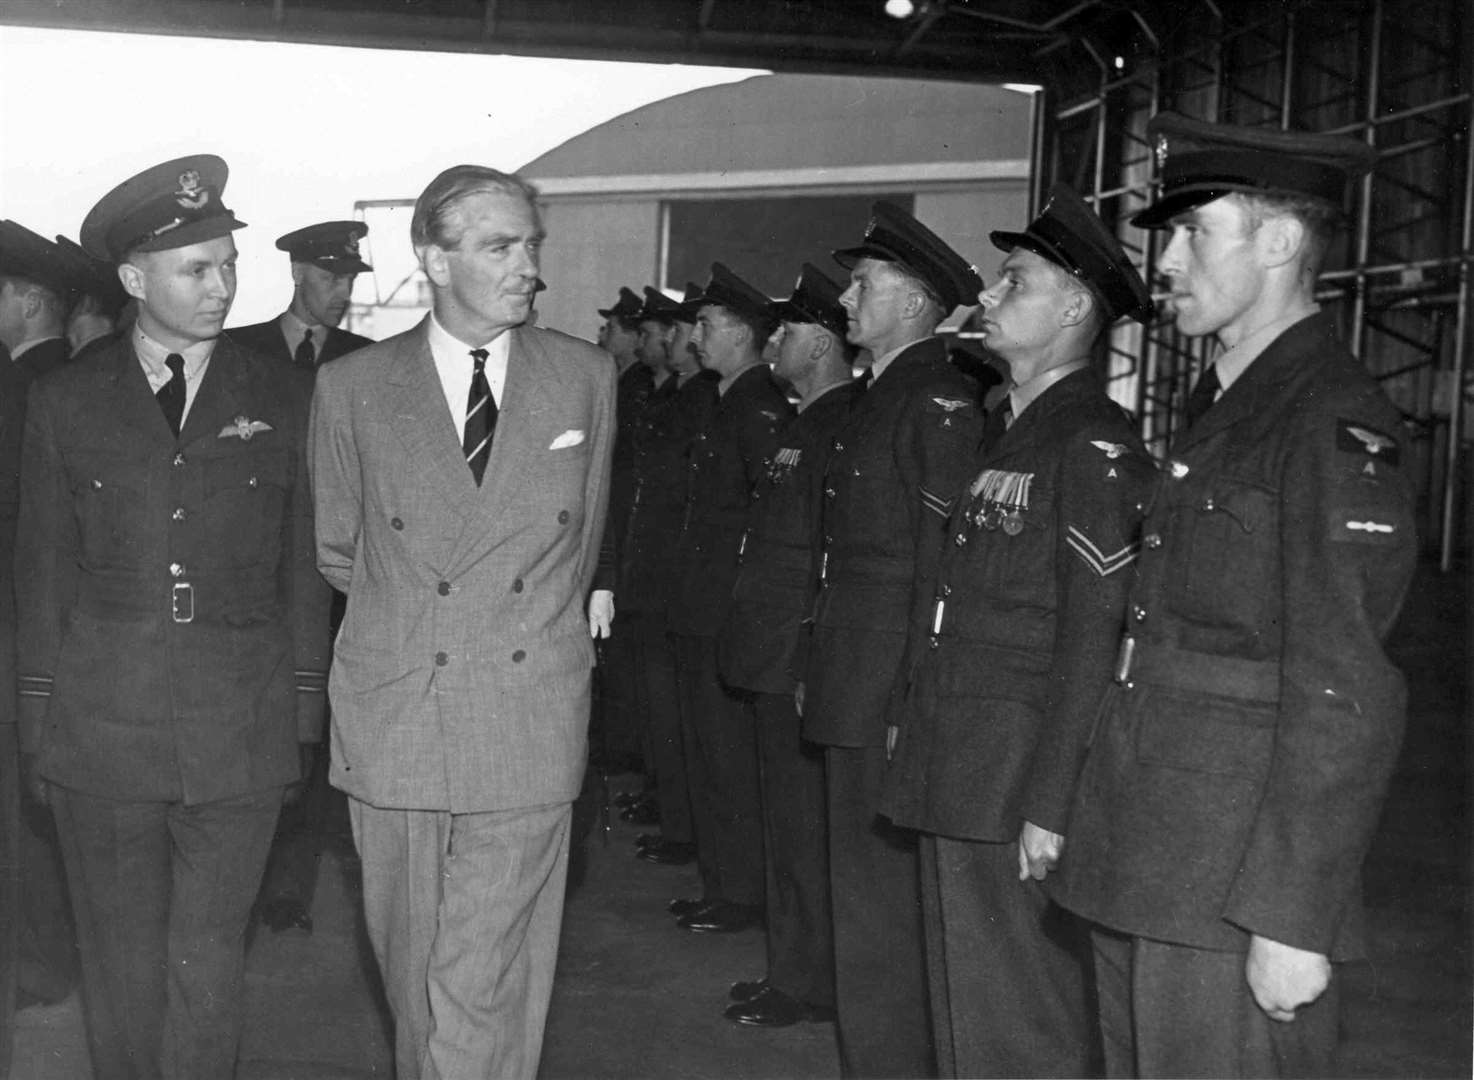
{"left": 880, "top": 366, "right": 1155, "bottom": 1078}
{"left": 718, "top": 377, "right": 860, "bottom": 1006}
{"left": 14, "top": 336, "right": 331, "bottom": 1078}
{"left": 227, "top": 319, "right": 373, "bottom": 369}
{"left": 620, "top": 370, "right": 719, "bottom": 846}
{"left": 1053, "top": 312, "right": 1418, "bottom": 1076}
{"left": 802, "top": 336, "right": 982, "bottom": 1078}
{"left": 669, "top": 363, "right": 792, "bottom": 907}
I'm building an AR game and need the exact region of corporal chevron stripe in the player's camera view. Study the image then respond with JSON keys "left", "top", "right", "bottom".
{"left": 295, "top": 669, "right": 329, "bottom": 694}
{"left": 919, "top": 484, "right": 954, "bottom": 519}
{"left": 463, "top": 348, "right": 498, "bottom": 485}
{"left": 1065, "top": 525, "right": 1141, "bottom": 577}
{"left": 17, "top": 673, "right": 53, "bottom": 699}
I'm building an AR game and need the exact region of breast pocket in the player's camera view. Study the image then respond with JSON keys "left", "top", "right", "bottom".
{"left": 201, "top": 447, "right": 292, "bottom": 567}
{"left": 1165, "top": 474, "right": 1277, "bottom": 629}
{"left": 70, "top": 456, "right": 150, "bottom": 569}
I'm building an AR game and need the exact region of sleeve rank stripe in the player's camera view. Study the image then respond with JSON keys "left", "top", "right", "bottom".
{"left": 1065, "top": 525, "right": 1141, "bottom": 577}
{"left": 17, "top": 674, "right": 53, "bottom": 697}
{"left": 295, "top": 669, "right": 328, "bottom": 693}
{"left": 919, "top": 486, "right": 954, "bottom": 518}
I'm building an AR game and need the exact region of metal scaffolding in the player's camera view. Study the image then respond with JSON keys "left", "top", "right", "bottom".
{"left": 1035, "top": 0, "right": 1473, "bottom": 568}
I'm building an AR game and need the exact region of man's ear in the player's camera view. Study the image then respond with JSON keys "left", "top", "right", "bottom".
{"left": 419, "top": 244, "right": 454, "bottom": 288}
{"left": 1257, "top": 213, "right": 1305, "bottom": 270}
{"left": 1059, "top": 284, "right": 1095, "bottom": 329}
{"left": 290, "top": 261, "right": 307, "bottom": 287}
{"left": 117, "top": 262, "right": 147, "bottom": 303}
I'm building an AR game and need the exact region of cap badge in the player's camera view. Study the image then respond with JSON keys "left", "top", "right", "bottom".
{"left": 175, "top": 170, "right": 209, "bottom": 210}
{"left": 1154, "top": 135, "right": 1170, "bottom": 170}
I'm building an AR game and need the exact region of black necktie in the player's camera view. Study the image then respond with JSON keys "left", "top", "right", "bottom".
{"left": 463, "top": 348, "right": 498, "bottom": 485}
{"left": 982, "top": 397, "right": 1011, "bottom": 451}
{"left": 1184, "top": 364, "right": 1221, "bottom": 428}
{"left": 294, "top": 328, "right": 315, "bottom": 368}
{"left": 857, "top": 368, "right": 873, "bottom": 391}
{"left": 156, "top": 353, "right": 186, "bottom": 437}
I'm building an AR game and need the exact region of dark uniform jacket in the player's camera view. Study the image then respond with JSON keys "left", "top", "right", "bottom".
{"left": 605, "top": 362, "right": 656, "bottom": 576}
{"left": 803, "top": 337, "right": 982, "bottom": 748}
{"left": 0, "top": 339, "right": 69, "bottom": 727}
{"left": 880, "top": 367, "right": 1156, "bottom": 842}
{"left": 669, "top": 364, "right": 793, "bottom": 638}
{"left": 14, "top": 336, "right": 332, "bottom": 805}
{"left": 619, "top": 370, "right": 719, "bottom": 614}
{"left": 1052, "top": 312, "right": 1417, "bottom": 959}
{"left": 228, "top": 318, "right": 373, "bottom": 368}
{"left": 719, "top": 379, "right": 861, "bottom": 695}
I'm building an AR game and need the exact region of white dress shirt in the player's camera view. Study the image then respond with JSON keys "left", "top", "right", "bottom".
{"left": 134, "top": 325, "right": 215, "bottom": 426}
{"left": 427, "top": 313, "right": 510, "bottom": 442}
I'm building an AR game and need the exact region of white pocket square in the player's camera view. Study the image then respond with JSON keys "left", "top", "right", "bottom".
{"left": 549, "top": 429, "right": 585, "bottom": 450}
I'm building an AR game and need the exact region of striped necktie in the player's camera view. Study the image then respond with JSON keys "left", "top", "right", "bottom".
{"left": 463, "top": 348, "right": 498, "bottom": 485}
{"left": 156, "top": 353, "right": 186, "bottom": 436}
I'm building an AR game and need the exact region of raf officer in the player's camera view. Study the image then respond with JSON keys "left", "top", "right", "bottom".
{"left": 803, "top": 203, "right": 985, "bottom": 1077}
{"left": 718, "top": 263, "right": 858, "bottom": 1026}
{"left": 667, "top": 264, "right": 793, "bottom": 934}
{"left": 229, "top": 220, "right": 373, "bottom": 367}
{"left": 16, "top": 155, "right": 331, "bottom": 1079}
{"left": 880, "top": 185, "right": 1157, "bottom": 1077}
{"left": 1052, "top": 114, "right": 1418, "bottom": 1077}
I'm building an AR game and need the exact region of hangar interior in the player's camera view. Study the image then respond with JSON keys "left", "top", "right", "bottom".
{"left": 10, "top": 0, "right": 1466, "bottom": 561}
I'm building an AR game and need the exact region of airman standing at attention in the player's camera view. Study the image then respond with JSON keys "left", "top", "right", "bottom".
{"left": 1052, "top": 113, "right": 1418, "bottom": 1078}
{"left": 880, "top": 185, "right": 1157, "bottom": 1078}
{"left": 228, "top": 219, "right": 373, "bottom": 368}
{"left": 803, "top": 203, "right": 985, "bottom": 1078}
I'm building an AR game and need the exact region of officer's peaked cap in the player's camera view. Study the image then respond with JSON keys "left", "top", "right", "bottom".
{"left": 833, "top": 202, "right": 982, "bottom": 313}
{"left": 80, "top": 154, "right": 245, "bottom": 262}
{"left": 772, "top": 262, "right": 848, "bottom": 339}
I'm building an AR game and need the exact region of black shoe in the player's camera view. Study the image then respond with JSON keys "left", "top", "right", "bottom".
{"left": 729, "top": 977, "right": 768, "bottom": 1003}
{"left": 636, "top": 839, "right": 696, "bottom": 865}
{"left": 677, "top": 900, "right": 763, "bottom": 934}
{"left": 619, "top": 799, "right": 661, "bottom": 826}
{"left": 634, "top": 832, "right": 662, "bottom": 848}
{"left": 667, "top": 896, "right": 709, "bottom": 918}
{"left": 724, "top": 986, "right": 836, "bottom": 1027}
{"left": 613, "top": 790, "right": 645, "bottom": 809}
{"left": 258, "top": 897, "right": 313, "bottom": 934}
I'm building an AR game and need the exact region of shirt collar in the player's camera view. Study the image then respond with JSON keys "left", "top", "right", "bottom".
{"left": 132, "top": 323, "right": 215, "bottom": 379}
{"left": 1008, "top": 357, "right": 1090, "bottom": 419}
{"left": 869, "top": 334, "right": 933, "bottom": 386}
{"left": 428, "top": 310, "right": 509, "bottom": 365}
{"left": 280, "top": 307, "right": 326, "bottom": 342}
{"left": 798, "top": 376, "right": 852, "bottom": 413}
{"left": 8, "top": 335, "right": 63, "bottom": 361}
{"left": 717, "top": 360, "right": 763, "bottom": 397}
{"left": 1213, "top": 305, "right": 1320, "bottom": 393}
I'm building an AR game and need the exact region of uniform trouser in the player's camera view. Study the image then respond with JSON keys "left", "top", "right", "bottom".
{"left": 825, "top": 745, "right": 933, "bottom": 1079}
{"left": 630, "top": 614, "right": 693, "bottom": 844}
{"left": 254, "top": 739, "right": 342, "bottom": 923}
{"left": 50, "top": 784, "right": 280, "bottom": 1080}
{"left": 751, "top": 692, "right": 834, "bottom": 1006}
{"left": 597, "top": 617, "right": 645, "bottom": 773}
{"left": 1090, "top": 926, "right": 1341, "bottom": 1079}
{"left": 920, "top": 835, "right": 1097, "bottom": 1078}
{"left": 351, "top": 798, "right": 571, "bottom": 1080}
{"left": 672, "top": 634, "right": 764, "bottom": 906}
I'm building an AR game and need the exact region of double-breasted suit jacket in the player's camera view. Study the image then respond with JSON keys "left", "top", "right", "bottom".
{"left": 880, "top": 367, "right": 1156, "bottom": 840}
{"left": 14, "top": 336, "right": 330, "bottom": 803}
{"left": 802, "top": 337, "right": 982, "bottom": 748}
{"left": 668, "top": 364, "right": 793, "bottom": 638}
{"left": 310, "top": 317, "right": 616, "bottom": 813}
{"left": 719, "top": 380, "right": 861, "bottom": 695}
{"left": 1053, "top": 311, "right": 1418, "bottom": 959}
{"left": 228, "top": 319, "right": 373, "bottom": 369}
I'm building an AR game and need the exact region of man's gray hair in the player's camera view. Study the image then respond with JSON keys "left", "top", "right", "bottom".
{"left": 410, "top": 165, "right": 541, "bottom": 251}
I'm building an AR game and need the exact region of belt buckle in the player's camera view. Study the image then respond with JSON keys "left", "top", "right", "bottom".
{"left": 171, "top": 582, "right": 195, "bottom": 624}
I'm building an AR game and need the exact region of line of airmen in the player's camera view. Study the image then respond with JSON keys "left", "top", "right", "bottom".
{"left": 591, "top": 108, "right": 1415, "bottom": 1080}
{"left": 0, "top": 106, "right": 1418, "bottom": 1080}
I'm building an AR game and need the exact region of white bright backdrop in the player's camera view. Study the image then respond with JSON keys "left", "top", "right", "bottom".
{"left": 0, "top": 26, "right": 763, "bottom": 324}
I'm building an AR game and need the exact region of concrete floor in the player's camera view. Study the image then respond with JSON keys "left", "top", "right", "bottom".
{"left": 9, "top": 562, "right": 1469, "bottom": 1079}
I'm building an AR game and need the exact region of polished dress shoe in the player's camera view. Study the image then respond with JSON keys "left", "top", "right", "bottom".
{"left": 634, "top": 832, "right": 662, "bottom": 848}
{"left": 724, "top": 985, "right": 836, "bottom": 1027}
{"left": 619, "top": 798, "right": 661, "bottom": 826}
{"left": 729, "top": 977, "right": 768, "bottom": 1003}
{"left": 636, "top": 839, "right": 696, "bottom": 865}
{"left": 613, "top": 790, "right": 646, "bottom": 809}
{"left": 677, "top": 900, "right": 763, "bottom": 934}
{"left": 667, "top": 896, "right": 709, "bottom": 918}
{"left": 258, "top": 896, "right": 313, "bottom": 934}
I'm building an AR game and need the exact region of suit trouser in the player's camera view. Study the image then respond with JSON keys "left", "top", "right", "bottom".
{"left": 825, "top": 745, "right": 933, "bottom": 1079}
{"left": 1090, "top": 926, "right": 1341, "bottom": 1079}
{"left": 350, "top": 798, "right": 571, "bottom": 1080}
{"left": 672, "top": 634, "right": 764, "bottom": 906}
{"left": 50, "top": 784, "right": 280, "bottom": 1080}
{"left": 751, "top": 692, "right": 833, "bottom": 1006}
{"left": 630, "top": 614, "right": 693, "bottom": 844}
{"left": 920, "top": 835, "right": 1097, "bottom": 1078}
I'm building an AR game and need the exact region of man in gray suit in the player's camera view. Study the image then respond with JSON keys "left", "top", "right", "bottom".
{"left": 310, "top": 165, "right": 615, "bottom": 1079}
